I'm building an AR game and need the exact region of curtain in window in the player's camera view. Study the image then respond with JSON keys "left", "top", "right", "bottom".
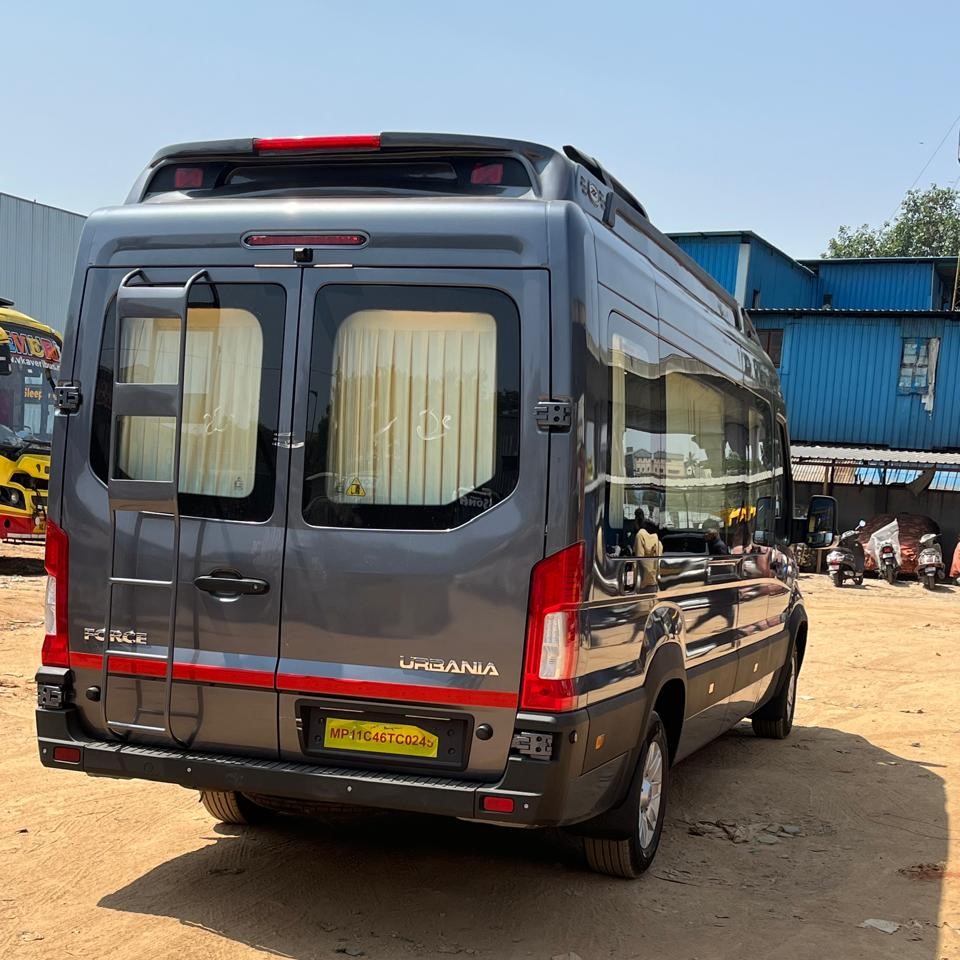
{"left": 116, "top": 307, "right": 263, "bottom": 497}
{"left": 327, "top": 309, "right": 496, "bottom": 505}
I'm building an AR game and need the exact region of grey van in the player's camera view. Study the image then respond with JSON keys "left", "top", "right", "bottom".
{"left": 35, "top": 134, "right": 836, "bottom": 877}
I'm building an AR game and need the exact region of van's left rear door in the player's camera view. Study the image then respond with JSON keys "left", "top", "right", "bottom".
{"left": 66, "top": 267, "right": 299, "bottom": 755}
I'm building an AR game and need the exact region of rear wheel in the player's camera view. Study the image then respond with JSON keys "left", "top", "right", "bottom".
{"left": 199, "top": 790, "right": 268, "bottom": 825}
{"left": 751, "top": 645, "right": 797, "bottom": 740}
{"left": 584, "top": 712, "right": 669, "bottom": 879}
{"left": 831, "top": 571, "right": 842, "bottom": 587}
{"left": 884, "top": 565, "right": 896, "bottom": 584}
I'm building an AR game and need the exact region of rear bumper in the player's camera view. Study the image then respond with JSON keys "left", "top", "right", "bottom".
{"left": 0, "top": 514, "right": 44, "bottom": 540}
{"left": 36, "top": 697, "right": 642, "bottom": 827}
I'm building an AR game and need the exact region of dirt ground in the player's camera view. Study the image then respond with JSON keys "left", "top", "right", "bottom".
{"left": 1, "top": 543, "right": 958, "bottom": 960}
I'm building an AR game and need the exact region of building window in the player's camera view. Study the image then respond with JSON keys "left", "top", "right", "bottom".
{"left": 899, "top": 338, "right": 931, "bottom": 394}
{"left": 822, "top": 293, "right": 833, "bottom": 308}
{"left": 751, "top": 289, "right": 761, "bottom": 309}
{"left": 757, "top": 328, "right": 784, "bottom": 367}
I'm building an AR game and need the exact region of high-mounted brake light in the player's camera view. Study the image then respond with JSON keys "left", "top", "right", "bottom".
{"left": 253, "top": 135, "right": 381, "bottom": 153}
{"left": 41, "top": 520, "right": 69, "bottom": 668}
{"left": 244, "top": 234, "right": 367, "bottom": 248}
{"left": 520, "top": 542, "right": 585, "bottom": 713}
{"left": 174, "top": 167, "right": 203, "bottom": 189}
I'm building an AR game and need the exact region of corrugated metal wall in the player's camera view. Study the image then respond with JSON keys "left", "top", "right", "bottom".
{"left": 814, "top": 261, "right": 935, "bottom": 310}
{"left": 753, "top": 313, "right": 960, "bottom": 449}
{"left": 0, "top": 193, "right": 86, "bottom": 333}
{"left": 670, "top": 236, "right": 741, "bottom": 295}
{"left": 745, "top": 239, "right": 816, "bottom": 309}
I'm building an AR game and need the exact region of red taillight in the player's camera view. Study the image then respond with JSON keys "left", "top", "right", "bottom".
{"left": 481, "top": 795, "right": 515, "bottom": 814}
{"left": 244, "top": 233, "right": 367, "bottom": 247}
{"left": 253, "top": 135, "right": 381, "bottom": 153}
{"left": 173, "top": 167, "right": 203, "bottom": 189}
{"left": 520, "top": 542, "right": 585, "bottom": 713}
{"left": 41, "top": 520, "right": 69, "bottom": 668}
{"left": 53, "top": 746, "right": 81, "bottom": 764}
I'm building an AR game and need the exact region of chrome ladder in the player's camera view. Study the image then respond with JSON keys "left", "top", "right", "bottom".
{"left": 99, "top": 269, "right": 208, "bottom": 746}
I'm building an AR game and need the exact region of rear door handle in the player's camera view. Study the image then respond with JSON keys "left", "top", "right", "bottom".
{"left": 194, "top": 573, "right": 270, "bottom": 597}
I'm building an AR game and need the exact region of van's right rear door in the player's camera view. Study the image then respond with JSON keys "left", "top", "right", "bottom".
{"left": 278, "top": 268, "right": 550, "bottom": 779}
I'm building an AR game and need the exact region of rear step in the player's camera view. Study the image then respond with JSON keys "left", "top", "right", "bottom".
{"left": 100, "top": 269, "right": 209, "bottom": 745}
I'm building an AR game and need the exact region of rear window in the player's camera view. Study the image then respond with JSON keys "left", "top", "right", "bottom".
{"left": 145, "top": 156, "right": 532, "bottom": 199}
{"left": 91, "top": 282, "right": 285, "bottom": 522}
{"left": 302, "top": 285, "right": 520, "bottom": 530}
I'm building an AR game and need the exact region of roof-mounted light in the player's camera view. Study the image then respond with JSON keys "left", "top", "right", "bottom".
{"left": 253, "top": 135, "right": 381, "bottom": 153}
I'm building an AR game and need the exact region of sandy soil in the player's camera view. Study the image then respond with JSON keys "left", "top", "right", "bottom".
{"left": 1, "top": 542, "right": 958, "bottom": 960}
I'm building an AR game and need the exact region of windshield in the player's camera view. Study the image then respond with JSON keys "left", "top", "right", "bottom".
{"left": 0, "top": 323, "right": 61, "bottom": 446}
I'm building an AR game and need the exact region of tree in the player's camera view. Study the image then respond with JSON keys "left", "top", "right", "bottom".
{"left": 825, "top": 184, "right": 960, "bottom": 258}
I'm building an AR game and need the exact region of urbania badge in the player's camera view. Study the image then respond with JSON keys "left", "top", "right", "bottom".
{"left": 400, "top": 656, "right": 500, "bottom": 677}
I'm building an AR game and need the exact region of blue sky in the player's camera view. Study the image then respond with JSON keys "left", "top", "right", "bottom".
{"left": 2, "top": 0, "right": 959, "bottom": 258}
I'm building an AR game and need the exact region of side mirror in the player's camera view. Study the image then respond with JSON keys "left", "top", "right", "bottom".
{"left": 804, "top": 495, "right": 837, "bottom": 549}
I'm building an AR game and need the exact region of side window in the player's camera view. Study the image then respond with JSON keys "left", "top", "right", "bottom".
{"left": 301, "top": 284, "right": 520, "bottom": 530}
{"left": 662, "top": 371, "right": 771, "bottom": 556}
{"left": 749, "top": 399, "right": 775, "bottom": 545}
{"left": 605, "top": 315, "right": 664, "bottom": 558}
{"left": 773, "top": 421, "right": 792, "bottom": 539}
{"left": 90, "top": 282, "right": 286, "bottom": 522}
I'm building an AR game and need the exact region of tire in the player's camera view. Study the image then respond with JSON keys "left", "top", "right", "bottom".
{"left": 884, "top": 566, "right": 895, "bottom": 584}
{"left": 831, "top": 572, "right": 842, "bottom": 588}
{"left": 199, "top": 790, "right": 267, "bottom": 825}
{"left": 752, "top": 645, "right": 798, "bottom": 740}
{"left": 584, "top": 711, "right": 669, "bottom": 879}
{"left": 854, "top": 575, "right": 863, "bottom": 586}
{"left": 923, "top": 573, "right": 935, "bottom": 591}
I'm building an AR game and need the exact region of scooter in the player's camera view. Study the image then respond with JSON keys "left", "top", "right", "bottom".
{"left": 878, "top": 540, "right": 899, "bottom": 583}
{"left": 917, "top": 533, "right": 944, "bottom": 590}
{"left": 826, "top": 521, "right": 866, "bottom": 588}
{"left": 869, "top": 520, "right": 901, "bottom": 585}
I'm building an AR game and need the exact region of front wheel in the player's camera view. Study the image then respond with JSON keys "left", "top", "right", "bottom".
{"left": 831, "top": 571, "right": 842, "bottom": 587}
{"left": 584, "top": 712, "right": 669, "bottom": 878}
{"left": 922, "top": 573, "right": 935, "bottom": 590}
{"left": 884, "top": 565, "right": 896, "bottom": 584}
{"left": 752, "top": 645, "right": 798, "bottom": 740}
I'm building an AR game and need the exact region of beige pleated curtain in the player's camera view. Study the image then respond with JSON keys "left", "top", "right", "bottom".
{"left": 115, "top": 307, "right": 263, "bottom": 498}
{"left": 326, "top": 309, "right": 497, "bottom": 505}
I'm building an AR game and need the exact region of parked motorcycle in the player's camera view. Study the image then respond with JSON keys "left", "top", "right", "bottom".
{"left": 917, "top": 533, "right": 944, "bottom": 590}
{"left": 869, "top": 519, "right": 902, "bottom": 584}
{"left": 826, "top": 521, "right": 866, "bottom": 588}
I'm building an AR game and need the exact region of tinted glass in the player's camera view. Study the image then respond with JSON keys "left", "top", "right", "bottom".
{"left": 145, "top": 156, "right": 532, "bottom": 199}
{"left": 90, "top": 283, "right": 285, "bottom": 522}
{"left": 605, "top": 315, "right": 664, "bottom": 558}
{"left": 302, "top": 285, "right": 520, "bottom": 530}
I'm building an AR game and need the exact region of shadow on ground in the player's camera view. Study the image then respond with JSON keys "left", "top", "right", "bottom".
{"left": 0, "top": 554, "right": 45, "bottom": 577}
{"left": 99, "top": 723, "right": 948, "bottom": 960}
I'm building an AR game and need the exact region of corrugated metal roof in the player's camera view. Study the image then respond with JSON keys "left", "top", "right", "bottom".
{"left": 793, "top": 444, "right": 960, "bottom": 466}
{"left": 750, "top": 308, "right": 960, "bottom": 318}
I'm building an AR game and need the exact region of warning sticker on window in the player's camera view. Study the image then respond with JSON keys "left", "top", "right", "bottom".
{"left": 345, "top": 478, "right": 366, "bottom": 497}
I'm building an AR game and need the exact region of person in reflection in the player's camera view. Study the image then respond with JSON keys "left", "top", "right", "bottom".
{"left": 704, "top": 523, "right": 730, "bottom": 556}
{"left": 634, "top": 509, "right": 662, "bottom": 558}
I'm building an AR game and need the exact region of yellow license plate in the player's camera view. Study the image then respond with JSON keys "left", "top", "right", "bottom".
{"left": 323, "top": 718, "right": 439, "bottom": 759}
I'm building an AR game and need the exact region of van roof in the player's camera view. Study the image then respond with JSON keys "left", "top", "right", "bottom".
{"left": 130, "top": 131, "right": 650, "bottom": 219}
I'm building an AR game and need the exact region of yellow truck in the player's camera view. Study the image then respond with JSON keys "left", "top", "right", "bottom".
{"left": 0, "top": 298, "right": 62, "bottom": 544}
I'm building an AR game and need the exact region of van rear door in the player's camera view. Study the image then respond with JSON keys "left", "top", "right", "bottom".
{"left": 66, "top": 267, "right": 299, "bottom": 755}
{"left": 278, "top": 268, "right": 549, "bottom": 779}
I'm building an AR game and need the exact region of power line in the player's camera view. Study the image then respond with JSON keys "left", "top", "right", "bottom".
{"left": 888, "top": 108, "right": 960, "bottom": 222}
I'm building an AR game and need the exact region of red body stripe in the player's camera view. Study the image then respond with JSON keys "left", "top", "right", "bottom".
{"left": 68, "top": 653, "right": 272, "bottom": 688}
{"left": 68, "top": 654, "right": 516, "bottom": 707}
{"left": 275, "top": 673, "right": 518, "bottom": 709}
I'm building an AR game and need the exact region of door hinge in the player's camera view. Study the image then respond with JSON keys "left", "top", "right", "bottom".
{"left": 54, "top": 381, "right": 82, "bottom": 415}
{"left": 535, "top": 400, "right": 572, "bottom": 432}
